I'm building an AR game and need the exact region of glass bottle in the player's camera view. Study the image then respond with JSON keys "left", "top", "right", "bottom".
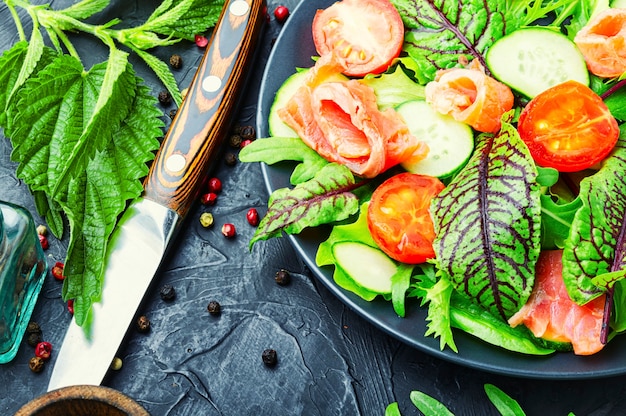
{"left": 0, "top": 201, "right": 47, "bottom": 364}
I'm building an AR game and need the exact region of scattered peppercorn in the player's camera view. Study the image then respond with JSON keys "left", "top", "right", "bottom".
{"left": 273, "top": 5, "right": 290, "bottom": 23}
{"left": 199, "top": 212, "right": 214, "bottom": 228}
{"left": 262, "top": 348, "right": 278, "bottom": 367}
{"left": 160, "top": 284, "right": 176, "bottom": 301}
{"left": 169, "top": 54, "right": 182, "bottom": 69}
{"left": 169, "top": 109, "right": 177, "bottom": 119}
{"left": 36, "top": 225, "right": 47, "bottom": 236}
{"left": 29, "top": 356, "right": 45, "bottom": 373}
{"left": 158, "top": 90, "right": 172, "bottom": 105}
{"left": 240, "top": 139, "right": 254, "bottom": 148}
{"left": 26, "top": 332, "right": 43, "bottom": 347}
{"left": 275, "top": 269, "right": 291, "bottom": 286}
{"left": 67, "top": 299, "right": 74, "bottom": 315}
{"left": 136, "top": 315, "right": 151, "bottom": 333}
{"left": 35, "top": 341, "right": 52, "bottom": 361}
{"left": 207, "top": 177, "right": 222, "bottom": 193}
{"left": 229, "top": 134, "right": 243, "bottom": 148}
{"left": 239, "top": 125, "right": 255, "bottom": 141}
{"left": 224, "top": 152, "right": 237, "bottom": 166}
{"left": 221, "top": 223, "right": 236, "bottom": 238}
{"left": 195, "top": 34, "right": 209, "bottom": 48}
{"left": 246, "top": 208, "right": 259, "bottom": 226}
{"left": 26, "top": 321, "right": 41, "bottom": 335}
{"left": 207, "top": 300, "right": 221, "bottom": 316}
{"left": 51, "top": 261, "right": 65, "bottom": 281}
{"left": 201, "top": 192, "right": 218, "bottom": 206}
{"left": 110, "top": 357, "right": 123, "bottom": 371}
{"left": 181, "top": 87, "right": 189, "bottom": 99}
{"left": 38, "top": 234, "right": 49, "bottom": 250}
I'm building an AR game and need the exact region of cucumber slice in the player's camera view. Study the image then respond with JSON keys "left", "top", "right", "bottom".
{"left": 332, "top": 241, "right": 397, "bottom": 294}
{"left": 268, "top": 69, "right": 348, "bottom": 138}
{"left": 485, "top": 27, "right": 589, "bottom": 98}
{"left": 397, "top": 100, "right": 474, "bottom": 179}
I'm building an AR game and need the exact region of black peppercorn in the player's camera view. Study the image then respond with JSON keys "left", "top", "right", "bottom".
{"left": 160, "top": 284, "right": 176, "bottom": 301}
{"left": 29, "top": 356, "right": 45, "bottom": 373}
{"left": 136, "top": 315, "right": 151, "bottom": 333}
{"left": 26, "top": 321, "right": 42, "bottom": 335}
{"left": 207, "top": 300, "right": 221, "bottom": 316}
{"left": 275, "top": 269, "right": 291, "bottom": 286}
{"left": 169, "top": 54, "right": 182, "bottom": 69}
{"left": 261, "top": 348, "right": 277, "bottom": 367}
{"left": 224, "top": 152, "right": 237, "bottom": 166}
{"left": 158, "top": 90, "right": 172, "bottom": 105}
{"left": 240, "top": 125, "right": 255, "bottom": 141}
{"left": 26, "top": 332, "right": 42, "bottom": 347}
{"left": 229, "top": 134, "right": 243, "bottom": 148}
{"left": 169, "top": 109, "right": 177, "bottom": 119}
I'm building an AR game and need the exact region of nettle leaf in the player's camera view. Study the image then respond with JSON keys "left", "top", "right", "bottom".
{"left": 250, "top": 163, "right": 360, "bottom": 247}
{"left": 562, "top": 135, "right": 626, "bottom": 304}
{"left": 390, "top": 0, "right": 507, "bottom": 82}
{"left": 9, "top": 50, "right": 136, "bottom": 197}
{"left": 432, "top": 117, "right": 542, "bottom": 320}
{"left": 59, "top": 0, "right": 111, "bottom": 20}
{"left": 239, "top": 136, "right": 329, "bottom": 185}
{"left": 63, "top": 84, "right": 162, "bottom": 325}
{"left": 146, "top": 0, "right": 225, "bottom": 40}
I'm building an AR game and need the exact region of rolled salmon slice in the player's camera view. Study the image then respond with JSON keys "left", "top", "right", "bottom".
{"left": 425, "top": 61, "right": 514, "bottom": 134}
{"left": 574, "top": 7, "right": 626, "bottom": 78}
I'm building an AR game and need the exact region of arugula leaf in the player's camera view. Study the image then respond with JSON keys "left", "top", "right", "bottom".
{"left": 239, "top": 137, "right": 329, "bottom": 185}
{"left": 484, "top": 384, "right": 527, "bottom": 416}
{"left": 562, "top": 134, "right": 626, "bottom": 304}
{"left": 251, "top": 163, "right": 361, "bottom": 247}
{"left": 431, "top": 115, "right": 542, "bottom": 320}
{"left": 390, "top": 0, "right": 507, "bottom": 81}
{"left": 409, "top": 391, "right": 455, "bottom": 416}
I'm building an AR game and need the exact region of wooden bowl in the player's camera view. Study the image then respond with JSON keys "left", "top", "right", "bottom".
{"left": 15, "top": 385, "right": 150, "bottom": 416}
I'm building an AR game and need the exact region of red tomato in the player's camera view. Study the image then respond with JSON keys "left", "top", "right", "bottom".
{"left": 517, "top": 80, "right": 619, "bottom": 172}
{"left": 312, "top": 0, "right": 404, "bottom": 77}
{"left": 367, "top": 173, "right": 444, "bottom": 264}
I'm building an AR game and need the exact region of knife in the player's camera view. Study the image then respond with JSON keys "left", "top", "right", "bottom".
{"left": 48, "top": 0, "right": 266, "bottom": 390}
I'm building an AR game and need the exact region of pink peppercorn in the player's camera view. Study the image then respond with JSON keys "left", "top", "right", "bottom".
{"left": 246, "top": 208, "right": 259, "bottom": 226}
{"left": 35, "top": 341, "right": 52, "bottom": 361}
{"left": 221, "top": 223, "right": 236, "bottom": 238}
{"left": 38, "top": 234, "right": 49, "bottom": 250}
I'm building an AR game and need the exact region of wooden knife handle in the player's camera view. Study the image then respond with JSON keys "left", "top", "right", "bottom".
{"left": 143, "top": 0, "right": 266, "bottom": 218}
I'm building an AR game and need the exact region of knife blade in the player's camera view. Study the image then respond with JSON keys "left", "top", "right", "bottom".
{"left": 48, "top": 0, "right": 266, "bottom": 391}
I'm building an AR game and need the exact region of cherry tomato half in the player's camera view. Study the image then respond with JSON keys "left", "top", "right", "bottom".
{"left": 312, "top": 0, "right": 405, "bottom": 77}
{"left": 367, "top": 173, "right": 445, "bottom": 264}
{"left": 517, "top": 80, "right": 619, "bottom": 172}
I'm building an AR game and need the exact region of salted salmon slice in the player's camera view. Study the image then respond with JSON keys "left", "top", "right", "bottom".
{"left": 574, "top": 8, "right": 626, "bottom": 78}
{"left": 424, "top": 61, "right": 514, "bottom": 134}
{"left": 277, "top": 54, "right": 428, "bottom": 178}
{"left": 508, "top": 250, "right": 606, "bottom": 356}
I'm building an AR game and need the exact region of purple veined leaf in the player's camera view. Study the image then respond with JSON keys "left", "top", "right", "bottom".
{"left": 562, "top": 136, "right": 626, "bottom": 305}
{"left": 391, "top": 0, "right": 507, "bottom": 82}
{"left": 250, "top": 163, "right": 361, "bottom": 247}
{"left": 431, "top": 116, "right": 542, "bottom": 320}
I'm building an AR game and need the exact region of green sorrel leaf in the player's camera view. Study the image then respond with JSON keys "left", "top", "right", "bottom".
{"left": 562, "top": 135, "right": 626, "bottom": 304}
{"left": 431, "top": 117, "right": 542, "bottom": 320}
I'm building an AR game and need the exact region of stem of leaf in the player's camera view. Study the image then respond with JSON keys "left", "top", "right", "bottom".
{"left": 6, "top": 3, "right": 26, "bottom": 41}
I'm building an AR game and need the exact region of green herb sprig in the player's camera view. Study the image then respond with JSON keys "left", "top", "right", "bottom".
{"left": 0, "top": 0, "right": 224, "bottom": 326}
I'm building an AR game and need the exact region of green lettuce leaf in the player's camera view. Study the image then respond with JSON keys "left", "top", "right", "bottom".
{"left": 562, "top": 134, "right": 626, "bottom": 304}
{"left": 431, "top": 115, "right": 542, "bottom": 320}
{"left": 250, "top": 163, "right": 360, "bottom": 247}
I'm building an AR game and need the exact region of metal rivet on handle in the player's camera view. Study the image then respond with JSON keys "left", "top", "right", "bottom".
{"left": 202, "top": 75, "right": 222, "bottom": 93}
{"left": 230, "top": 0, "right": 250, "bottom": 16}
{"left": 166, "top": 154, "right": 186, "bottom": 173}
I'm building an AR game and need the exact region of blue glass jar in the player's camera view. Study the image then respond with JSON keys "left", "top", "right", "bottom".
{"left": 0, "top": 201, "right": 47, "bottom": 363}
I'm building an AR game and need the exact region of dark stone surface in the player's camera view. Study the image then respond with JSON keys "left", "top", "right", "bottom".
{"left": 2, "top": 1, "right": 626, "bottom": 415}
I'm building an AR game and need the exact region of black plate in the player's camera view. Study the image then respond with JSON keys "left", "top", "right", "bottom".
{"left": 255, "top": 0, "right": 626, "bottom": 379}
